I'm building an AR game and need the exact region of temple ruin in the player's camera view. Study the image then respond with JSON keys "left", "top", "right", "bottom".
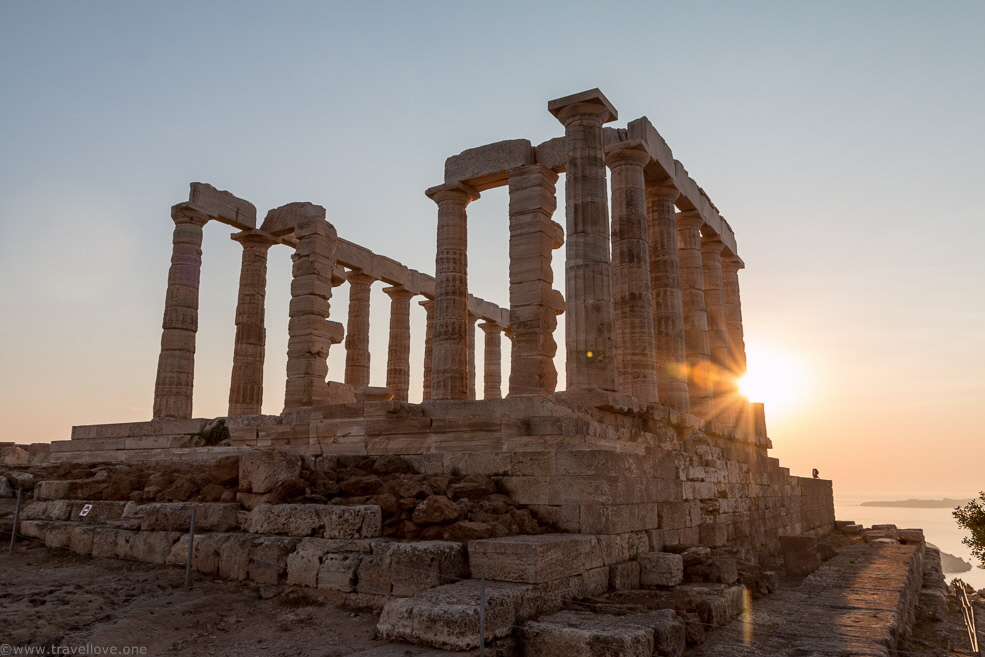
{"left": 16, "top": 89, "right": 953, "bottom": 656}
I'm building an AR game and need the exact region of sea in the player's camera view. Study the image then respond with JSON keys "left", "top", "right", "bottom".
{"left": 835, "top": 496, "right": 985, "bottom": 590}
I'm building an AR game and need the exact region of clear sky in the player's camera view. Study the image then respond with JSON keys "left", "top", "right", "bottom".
{"left": 1, "top": 1, "right": 982, "bottom": 499}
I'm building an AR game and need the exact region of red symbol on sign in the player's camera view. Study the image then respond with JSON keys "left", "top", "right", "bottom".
{"left": 79, "top": 505, "right": 93, "bottom": 517}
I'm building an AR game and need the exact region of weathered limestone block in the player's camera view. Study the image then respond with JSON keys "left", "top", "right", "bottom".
{"left": 91, "top": 527, "right": 120, "bottom": 558}
{"left": 675, "top": 583, "right": 745, "bottom": 626}
{"left": 389, "top": 541, "right": 467, "bottom": 597}
{"left": 131, "top": 503, "right": 240, "bottom": 532}
{"left": 469, "top": 534, "right": 603, "bottom": 584}
{"left": 246, "top": 535, "right": 298, "bottom": 584}
{"left": 779, "top": 535, "right": 822, "bottom": 576}
{"left": 318, "top": 553, "right": 362, "bottom": 592}
{"left": 239, "top": 449, "right": 302, "bottom": 494}
{"left": 378, "top": 579, "right": 529, "bottom": 651}
{"left": 610, "top": 561, "right": 641, "bottom": 590}
{"left": 444, "top": 139, "right": 535, "bottom": 190}
{"left": 519, "top": 610, "right": 654, "bottom": 657}
{"left": 247, "top": 503, "right": 382, "bottom": 538}
{"left": 217, "top": 533, "right": 254, "bottom": 580}
{"left": 68, "top": 525, "right": 95, "bottom": 554}
{"left": 639, "top": 551, "right": 684, "bottom": 587}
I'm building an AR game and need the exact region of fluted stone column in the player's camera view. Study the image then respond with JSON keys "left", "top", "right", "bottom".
{"left": 467, "top": 311, "right": 478, "bottom": 400}
{"left": 384, "top": 286, "right": 414, "bottom": 402}
{"left": 284, "top": 206, "right": 344, "bottom": 410}
{"left": 479, "top": 321, "right": 503, "bottom": 400}
{"left": 507, "top": 165, "right": 563, "bottom": 396}
{"left": 606, "top": 141, "right": 659, "bottom": 404}
{"left": 344, "top": 271, "right": 374, "bottom": 389}
{"left": 646, "top": 181, "right": 690, "bottom": 411}
{"left": 722, "top": 254, "right": 747, "bottom": 376}
{"left": 677, "top": 211, "right": 713, "bottom": 416}
{"left": 426, "top": 182, "right": 479, "bottom": 401}
{"left": 420, "top": 298, "right": 434, "bottom": 401}
{"left": 702, "top": 234, "right": 731, "bottom": 421}
{"left": 549, "top": 89, "right": 618, "bottom": 392}
{"left": 227, "top": 230, "right": 276, "bottom": 416}
{"left": 153, "top": 204, "right": 209, "bottom": 419}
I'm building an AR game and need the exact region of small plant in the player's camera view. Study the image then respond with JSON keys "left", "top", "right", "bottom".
{"left": 953, "top": 492, "right": 985, "bottom": 568}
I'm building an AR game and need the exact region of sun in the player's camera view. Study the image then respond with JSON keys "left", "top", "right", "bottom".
{"left": 737, "top": 342, "right": 808, "bottom": 420}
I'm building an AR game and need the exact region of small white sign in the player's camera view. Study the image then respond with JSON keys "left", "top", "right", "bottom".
{"left": 79, "top": 504, "right": 93, "bottom": 517}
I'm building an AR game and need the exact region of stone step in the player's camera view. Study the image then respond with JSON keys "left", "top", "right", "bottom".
{"left": 45, "top": 446, "right": 247, "bottom": 465}
{"left": 519, "top": 609, "right": 685, "bottom": 657}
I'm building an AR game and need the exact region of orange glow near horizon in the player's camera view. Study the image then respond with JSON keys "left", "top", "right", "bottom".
{"left": 738, "top": 342, "right": 808, "bottom": 421}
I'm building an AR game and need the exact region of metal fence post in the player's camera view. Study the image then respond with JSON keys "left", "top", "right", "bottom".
{"left": 184, "top": 506, "right": 196, "bottom": 592}
{"left": 8, "top": 489, "right": 23, "bottom": 556}
{"left": 479, "top": 577, "right": 486, "bottom": 657}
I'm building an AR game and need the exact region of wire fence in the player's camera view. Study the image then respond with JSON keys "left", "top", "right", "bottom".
{"left": 0, "top": 490, "right": 959, "bottom": 657}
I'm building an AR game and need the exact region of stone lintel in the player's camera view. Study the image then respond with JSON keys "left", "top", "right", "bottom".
{"left": 259, "top": 201, "right": 327, "bottom": 236}
{"left": 469, "top": 534, "right": 604, "bottom": 584}
{"left": 533, "top": 136, "right": 567, "bottom": 173}
{"left": 628, "top": 116, "right": 676, "bottom": 181}
{"left": 548, "top": 88, "right": 618, "bottom": 124}
{"left": 187, "top": 182, "right": 257, "bottom": 229}
{"left": 444, "top": 139, "right": 535, "bottom": 191}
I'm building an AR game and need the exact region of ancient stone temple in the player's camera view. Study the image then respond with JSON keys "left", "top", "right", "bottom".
{"left": 13, "top": 89, "right": 898, "bottom": 655}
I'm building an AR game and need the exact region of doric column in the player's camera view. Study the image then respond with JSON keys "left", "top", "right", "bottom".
{"left": 479, "top": 321, "right": 503, "bottom": 400}
{"left": 606, "top": 141, "right": 659, "bottom": 404}
{"left": 426, "top": 182, "right": 479, "bottom": 401}
{"left": 677, "top": 211, "right": 713, "bottom": 416}
{"left": 702, "top": 233, "right": 731, "bottom": 420}
{"left": 549, "top": 89, "right": 618, "bottom": 392}
{"left": 227, "top": 230, "right": 276, "bottom": 416}
{"left": 383, "top": 286, "right": 414, "bottom": 402}
{"left": 344, "top": 270, "right": 374, "bottom": 389}
{"left": 420, "top": 298, "right": 434, "bottom": 401}
{"left": 153, "top": 204, "right": 209, "bottom": 419}
{"left": 284, "top": 206, "right": 344, "bottom": 410}
{"left": 721, "top": 253, "right": 747, "bottom": 376}
{"left": 507, "top": 165, "right": 563, "bottom": 396}
{"left": 646, "top": 181, "right": 690, "bottom": 411}
{"left": 467, "top": 311, "right": 478, "bottom": 400}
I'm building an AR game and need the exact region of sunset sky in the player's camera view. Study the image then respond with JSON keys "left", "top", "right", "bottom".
{"left": 1, "top": 2, "right": 982, "bottom": 500}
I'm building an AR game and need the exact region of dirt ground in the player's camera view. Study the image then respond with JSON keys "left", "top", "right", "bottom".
{"left": 0, "top": 540, "right": 384, "bottom": 657}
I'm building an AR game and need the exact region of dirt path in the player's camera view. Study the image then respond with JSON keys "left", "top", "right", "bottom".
{"left": 0, "top": 541, "right": 384, "bottom": 656}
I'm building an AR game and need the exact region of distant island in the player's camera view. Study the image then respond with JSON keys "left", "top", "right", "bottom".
{"left": 928, "top": 544, "right": 974, "bottom": 573}
{"left": 860, "top": 498, "right": 972, "bottom": 508}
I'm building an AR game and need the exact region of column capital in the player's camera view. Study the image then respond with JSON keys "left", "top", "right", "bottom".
{"left": 677, "top": 210, "right": 704, "bottom": 230}
{"left": 647, "top": 179, "right": 680, "bottom": 203}
{"left": 548, "top": 88, "right": 618, "bottom": 126}
{"left": 346, "top": 269, "right": 376, "bottom": 287}
{"left": 383, "top": 285, "right": 415, "bottom": 302}
{"left": 478, "top": 320, "right": 504, "bottom": 334}
{"left": 700, "top": 233, "right": 726, "bottom": 254}
{"left": 605, "top": 140, "right": 651, "bottom": 168}
{"left": 722, "top": 252, "right": 745, "bottom": 271}
{"left": 231, "top": 229, "right": 278, "bottom": 248}
{"left": 425, "top": 181, "right": 479, "bottom": 205}
{"left": 419, "top": 297, "right": 435, "bottom": 311}
{"left": 171, "top": 203, "right": 210, "bottom": 226}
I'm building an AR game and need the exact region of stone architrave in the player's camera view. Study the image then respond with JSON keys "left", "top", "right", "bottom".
{"left": 507, "top": 165, "right": 562, "bottom": 397}
{"left": 677, "top": 210, "right": 713, "bottom": 416}
{"left": 549, "top": 88, "right": 618, "bottom": 392}
{"left": 420, "top": 298, "right": 434, "bottom": 401}
{"left": 344, "top": 271, "right": 374, "bottom": 389}
{"left": 384, "top": 285, "right": 415, "bottom": 403}
{"left": 606, "top": 141, "right": 659, "bottom": 404}
{"left": 227, "top": 230, "right": 276, "bottom": 416}
{"left": 721, "top": 254, "right": 747, "bottom": 376}
{"left": 426, "top": 182, "right": 479, "bottom": 401}
{"left": 467, "top": 312, "right": 478, "bottom": 400}
{"left": 153, "top": 204, "right": 209, "bottom": 419}
{"left": 702, "top": 233, "right": 731, "bottom": 421}
{"left": 283, "top": 204, "right": 345, "bottom": 410}
{"left": 646, "top": 181, "right": 690, "bottom": 412}
{"left": 479, "top": 321, "right": 503, "bottom": 400}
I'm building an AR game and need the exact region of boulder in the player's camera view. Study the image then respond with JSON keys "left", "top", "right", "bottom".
{"left": 412, "top": 496, "right": 462, "bottom": 525}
